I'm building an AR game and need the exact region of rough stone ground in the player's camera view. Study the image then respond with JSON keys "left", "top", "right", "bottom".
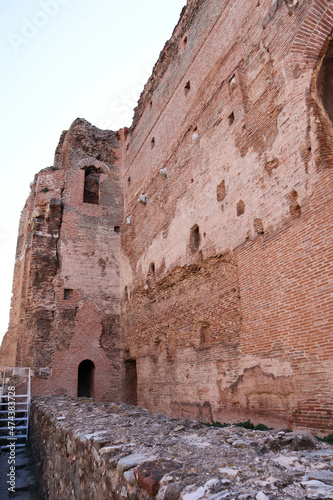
{"left": 31, "top": 397, "right": 333, "bottom": 500}
{"left": 0, "top": 445, "right": 39, "bottom": 499}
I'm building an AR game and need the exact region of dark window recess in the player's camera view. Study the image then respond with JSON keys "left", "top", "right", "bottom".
{"left": 83, "top": 167, "right": 100, "bottom": 204}
{"left": 124, "top": 359, "right": 137, "bottom": 405}
{"left": 228, "top": 112, "right": 235, "bottom": 125}
{"left": 190, "top": 224, "right": 200, "bottom": 251}
{"left": 200, "top": 323, "right": 211, "bottom": 346}
{"left": 150, "top": 262, "right": 155, "bottom": 275}
{"left": 64, "top": 289, "right": 73, "bottom": 301}
{"left": 77, "top": 359, "right": 95, "bottom": 398}
{"left": 318, "top": 38, "right": 333, "bottom": 123}
{"left": 114, "top": 226, "right": 120, "bottom": 233}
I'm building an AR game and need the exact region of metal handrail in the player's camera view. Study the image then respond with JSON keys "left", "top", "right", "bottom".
{"left": 0, "top": 367, "right": 31, "bottom": 450}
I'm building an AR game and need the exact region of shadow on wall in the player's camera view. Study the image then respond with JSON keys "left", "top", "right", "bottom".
{"left": 124, "top": 359, "right": 137, "bottom": 405}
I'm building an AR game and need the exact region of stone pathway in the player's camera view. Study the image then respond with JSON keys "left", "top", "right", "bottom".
{"left": 0, "top": 445, "right": 39, "bottom": 499}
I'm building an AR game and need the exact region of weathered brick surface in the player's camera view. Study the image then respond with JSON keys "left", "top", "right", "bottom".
{"left": 1, "top": 0, "right": 333, "bottom": 433}
{"left": 120, "top": 0, "right": 333, "bottom": 432}
{"left": 1, "top": 119, "right": 123, "bottom": 402}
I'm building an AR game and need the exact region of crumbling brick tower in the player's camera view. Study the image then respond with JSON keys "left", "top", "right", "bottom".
{"left": 0, "top": 119, "right": 123, "bottom": 401}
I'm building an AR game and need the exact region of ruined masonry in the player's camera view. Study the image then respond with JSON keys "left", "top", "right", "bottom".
{"left": 1, "top": 0, "right": 333, "bottom": 434}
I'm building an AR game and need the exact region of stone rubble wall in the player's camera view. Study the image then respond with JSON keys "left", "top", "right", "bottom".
{"left": 30, "top": 396, "right": 333, "bottom": 500}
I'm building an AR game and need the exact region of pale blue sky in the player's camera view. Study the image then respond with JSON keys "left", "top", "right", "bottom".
{"left": 0, "top": 0, "right": 186, "bottom": 343}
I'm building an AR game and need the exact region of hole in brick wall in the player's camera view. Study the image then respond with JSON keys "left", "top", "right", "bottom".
{"left": 230, "top": 75, "right": 237, "bottom": 92}
{"left": 150, "top": 262, "right": 155, "bottom": 275}
{"left": 127, "top": 176, "right": 131, "bottom": 186}
{"left": 184, "top": 81, "right": 191, "bottom": 96}
{"left": 83, "top": 167, "right": 100, "bottom": 204}
{"left": 217, "top": 180, "right": 226, "bottom": 202}
{"left": 77, "top": 359, "right": 95, "bottom": 399}
{"left": 151, "top": 137, "right": 155, "bottom": 149}
{"left": 180, "top": 34, "right": 188, "bottom": 51}
{"left": 289, "top": 189, "right": 302, "bottom": 218}
{"left": 192, "top": 126, "right": 199, "bottom": 142}
{"left": 114, "top": 226, "right": 120, "bottom": 233}
{"left": 254, "top": 218, "right": 264, "bottom": 235}
{"left": 41, "top": 187, "right": 49, "bottom": 193}
{"left": 236, "top": 200, "right": 245, "bottom": 216}
{"left": 64, "top": 289, "right": 73, "bottom": 301}
{"left": 191, "top": 178, "right": 194, "bottom": 183}
{"left": 124, "top": 359, "right": 137, "bottom": 405}
{"left": 318, "top": 38, "right": 333, "bottom": 123}
{"left": 228, "top": 112, "right": 235, "bottom": 126}
{"left": 149, "top": 100, "right": 153, "bottom": 109}
{"left": 199, "top": 323, "right": 211, "bottom": 346}
{"left": 265, "top": 158, "right": 279, "bottom": 173}
{"left": 190, "top": 224, "right": 200, "bottom": 251}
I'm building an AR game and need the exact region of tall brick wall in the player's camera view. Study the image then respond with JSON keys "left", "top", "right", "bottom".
{"left": 1, "top": 0, "right": 333, "bottom": 433}
{"left": 120, "top": 0, "right": 333, "bottom": 432}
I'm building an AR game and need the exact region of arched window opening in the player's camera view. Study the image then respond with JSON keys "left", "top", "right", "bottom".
{"left": 77, "top": 359, "right": 95, "bottom": 398}
{"left": 124, "top": 359, "right": 137, "bottom": 405}
{"left": 83, "top": 167, "right": 100, "bottom": 204}
{"left": 318, "top": 39, "right": 333, "bottom": 123}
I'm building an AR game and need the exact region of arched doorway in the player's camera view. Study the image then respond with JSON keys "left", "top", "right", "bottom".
{"left": 77, "top": 359, "right": 95, "bottom": 398}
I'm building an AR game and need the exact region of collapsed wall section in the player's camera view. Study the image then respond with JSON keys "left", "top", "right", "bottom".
{"left": 120, "top": 0, "right": 333, "bottom": 431}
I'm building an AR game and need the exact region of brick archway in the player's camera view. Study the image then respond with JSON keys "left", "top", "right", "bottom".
{"left": 77, "top": 157, "right": 111, "bottom": 174}
{"left": 77, "top": 359, "right": 95, "bottom": 398}
{"left": 65, "top": 348, "right": 111, "bottom": 401}
{"left": 289, "top": 1, "right": 333, "bottom": 67}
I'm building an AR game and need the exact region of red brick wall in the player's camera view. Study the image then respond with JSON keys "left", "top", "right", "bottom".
{"left": 120, "top": 0, "right": 333, "bottom": 432}
{"left": 236, "top": 166, "right": 333, "bottom": 431}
